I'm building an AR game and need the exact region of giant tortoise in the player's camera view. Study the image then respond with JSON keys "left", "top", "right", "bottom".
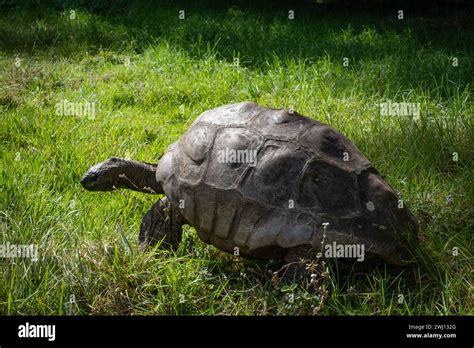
{"left": 80, "top": 102, "right": 418, "bottom": 270}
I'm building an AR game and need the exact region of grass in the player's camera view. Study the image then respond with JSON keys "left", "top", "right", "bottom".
{"left": 0, "top": 0, "right": 473, "bottom": 315}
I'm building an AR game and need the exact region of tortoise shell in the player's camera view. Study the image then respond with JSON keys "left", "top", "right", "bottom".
{"left": 156, "top": 102, "right": 417, "bottom": 265}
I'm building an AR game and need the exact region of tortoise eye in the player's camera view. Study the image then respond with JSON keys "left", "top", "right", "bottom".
{"left": 89, "top": 174, "right": 98, "bottom": 182}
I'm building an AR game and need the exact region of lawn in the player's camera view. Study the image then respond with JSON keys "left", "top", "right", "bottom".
{"left": 0, "top": 0, "right": 472, "bottom": 315}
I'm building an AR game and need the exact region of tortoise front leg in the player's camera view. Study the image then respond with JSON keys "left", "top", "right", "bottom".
{"left": 139, "top": 197, "right": 183, "bottom": 251}
{"left": 280, "top": 245, "right": 317, "bottom": 283}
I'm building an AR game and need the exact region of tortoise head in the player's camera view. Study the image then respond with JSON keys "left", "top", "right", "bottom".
{"left": 80, "top": 157, "right": 125, "bottom": 191}
{"left": 80, "top": 157, "right": 162, "bottom": 194}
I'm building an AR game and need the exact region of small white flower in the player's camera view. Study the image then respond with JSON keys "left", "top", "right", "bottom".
{"left": 446, "top": 195, "right": 453, "bottom": 204}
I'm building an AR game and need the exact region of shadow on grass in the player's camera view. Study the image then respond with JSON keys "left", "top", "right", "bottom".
{"left": 1, "top": 0, "right": 473, "bottom": 99}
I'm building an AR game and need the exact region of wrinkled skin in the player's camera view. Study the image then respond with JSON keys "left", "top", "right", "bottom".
{"left": 80, "top": 157, "right": 161, "bottom": 193}
{"left": 139, "top": 197, "right": 184, "bottom": 251}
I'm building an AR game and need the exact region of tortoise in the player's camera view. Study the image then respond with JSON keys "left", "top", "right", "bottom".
{"left": 80, "top": 102, "right": 418, "bottom": 271}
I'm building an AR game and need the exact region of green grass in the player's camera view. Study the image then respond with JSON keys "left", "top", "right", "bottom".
{"left": 0, "top": 0, "right": 473, "bottom": 315}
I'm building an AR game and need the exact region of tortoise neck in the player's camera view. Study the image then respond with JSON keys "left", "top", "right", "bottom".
{"left": 116, "top": 159, "right": 163, "bottom": 194}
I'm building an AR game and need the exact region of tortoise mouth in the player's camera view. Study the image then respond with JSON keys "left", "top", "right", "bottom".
{"left": 80, "top": 174, "right": 96, "bottom": 190}
{"left": 80, "top": 173, "right": 113, "bottom": 191}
